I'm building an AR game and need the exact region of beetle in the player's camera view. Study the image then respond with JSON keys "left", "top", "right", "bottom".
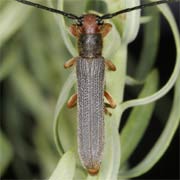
{"left": 14, "top": 0, "right": 179, "bottom": 175}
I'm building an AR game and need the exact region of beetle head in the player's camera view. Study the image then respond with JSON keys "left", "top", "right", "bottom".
{"left": 70, "top": 14, "right": 112, "bottom": 37}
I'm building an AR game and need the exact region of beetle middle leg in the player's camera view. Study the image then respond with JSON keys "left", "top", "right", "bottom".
{"left": 104, "top": 91, "right": 116, "bottom": 116}
{"left": 104, "top": 103, "right": 112, "bottom": 116}
{"left": 64, "top": 57, "right": 77, "bottom": 68}
{"left": 67, "top": 93, "right": 77, "bottom": 108}
{"left": 105, "top": 60, "right": 116, "bottom": 71}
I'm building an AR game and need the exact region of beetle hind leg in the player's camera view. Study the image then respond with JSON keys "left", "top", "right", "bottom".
{"left": 67, "top": 93, "right": 77, "bottom": 108}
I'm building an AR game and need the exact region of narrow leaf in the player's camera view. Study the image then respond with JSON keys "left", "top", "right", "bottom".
{"left": 48, "top": 0, "right": 77, "bottom": 56}
{"left": 136, "top": 7, "right": 160, "bottom": 79}
{"left": 121, "top": 3, "right": 180, "bottom": 112}
{"left": 0, "top": 131, "right": 13, "bottom": 176}
{"left": 120, "top": 69, "right": 159, "bottom": 166}
{"left": 0, "top": 50, "right": 19, "bottom": 81}
{"left": 49, "top": 151, "right": 76, "bottom": 180}
{"left": 0, "top": 1, "right": 32, "bottom": 47}
{"left": 125, "top": 76, "right": 143, "bottom": 86}
{"left": 122, "top": 0, "right": 141, "bottom": 43}
{"left": 119, "top": 3, "right": 180, "bottom": 178}
{"left": 98, "top": 117, "right": 121, "bottom": 180}
{"left": 119, "top": 72, "right": 180, "bottom": 178}
{"left": 53, "top": 71, "right": 76, "bottom": 155}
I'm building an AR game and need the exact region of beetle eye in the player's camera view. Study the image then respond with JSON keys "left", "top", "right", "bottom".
{"left": 77, "top": 20, "right": 82, "bottom": 26}
{"left": 96, "top": 18, "right": 104, "bottom": 25}
{"left": 76, "top": 17, "right": 83, "bottom": 26}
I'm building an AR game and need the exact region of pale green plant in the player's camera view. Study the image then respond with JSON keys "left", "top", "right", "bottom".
{"left": 50, "top": 0, "right": 180, "bottom": 179}
{"left": 0, "top": 0, "right": 179, "bottom": 179}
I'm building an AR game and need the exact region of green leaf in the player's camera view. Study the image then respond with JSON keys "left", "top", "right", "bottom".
{"left": 140, "top": 16, "right": 152, "bottom": 24}
{"left": 97, "top": 117, "right": 121, "bottom": 180}
{"left": 120, "top": 69, "right": 159, "bottom": 166}
{"left": 119, "top": 3, "right": 180, "bottom": 178}
{"left": 0, "top": 131, "right": 13, "bottom": 176}
{"left": 53, "top": 71, "right": 76, "bottom": 155}
{"left": 33, "top": 128, "right": 58, "bottom": 178}
{"left": 121, "top": 0, "right": 141, "bottom": 43}
{"left": 85, "top": 0, "right": 107, "bottom": 13}
{"left": 48, "top": 0, "right": 77, "bottom": 56}
{"left": 0, "top": 50, "right": 19, "bottom": 81}
{"left": 136, "top": 7, "right": 160, "bottom": 79}
{"left": 10, "top": 64, "right": 52, "bottom": 134}
{"left": 125, "top": 76, "right": 143, "bottom": 86}
{"left": 58, "top": 109, "right": 77, "bottom": 153}
{"left": 0, "top": 1, "right": 32, "bottom": 47}
{"left": 119, "top": 71, "right": 180, "bottom": 179}
{"left": 121, "top": 2, "right": 180, "bottom": 112}
{"left": 103, "top": 22, "right": 122, "bottom": 59}
{"left": 74, "top": 167, "right": 87, "bottom": 180}
{"left": 49, "top": 151, "right": 76, "bottom": 180}
{"left": 105, "top": 0, "right": 140, "bottom": 43}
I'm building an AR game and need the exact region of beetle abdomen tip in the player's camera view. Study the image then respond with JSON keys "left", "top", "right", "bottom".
{"left": 87, "top": 168, "right": 100, "bottom": 176}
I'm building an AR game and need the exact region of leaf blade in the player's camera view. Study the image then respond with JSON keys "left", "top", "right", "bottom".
{"left": 49, "top": 151, "right": 76, "bottom": 180}
{"left": 120, "top": 69, "right": 159, "bottom": 166}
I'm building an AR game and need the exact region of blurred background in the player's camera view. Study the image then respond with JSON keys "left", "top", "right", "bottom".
{"left": 0, "top": 0, "right": 179, "bottom": 179}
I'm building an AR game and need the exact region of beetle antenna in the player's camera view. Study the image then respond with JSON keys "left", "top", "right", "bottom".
{"left": 101, "top": 0, "right": 179, "bottom": 19}
{"left": 14, "top": 0, "right": 80, "bottom": 20}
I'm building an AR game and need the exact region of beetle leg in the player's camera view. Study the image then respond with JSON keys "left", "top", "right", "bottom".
{"left": 104, "top": 103, "right": 112, "bottom": 116}
{"left": 69, "top": 24, "right": 82, "bottom": 37}
{"left": 101, "top": 23, "right": 112, "bottom": 37}
{"left": 64, "top": 57, "right": 77, "bottom": 69}
{"left": 104, "top": 91, "right": 116, "bottom": 108}
{"left": 67, "top": 93, "right": 77, "bottom": 108}
{"left": 105, "top": 60, "right": 116, "bottom": 71}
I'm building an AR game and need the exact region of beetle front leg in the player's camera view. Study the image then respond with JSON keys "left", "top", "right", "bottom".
{"left": 64, "top": 57, "right": 77, "bottom": 69}
{"left": 67, "top": 93, "right": 77, "bottom": 108}
{"left": 105, "top": 60, "right": 116, "bottom": 71}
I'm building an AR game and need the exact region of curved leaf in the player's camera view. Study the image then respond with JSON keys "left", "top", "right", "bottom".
{"left": 121, "top": 0, "right": 141, "bottom": 43}
{"left": 119, "top": 3, "right": 180, "bottom": 178}
{"left": 119, "top": 72, "right": 180, "bottom": 178}
{"left": 104, "top": 0, "right": 140, "bottom": 43}
{"left": 120, "top": 69, "right": 159, "bottom": 166}
{"left": 53, "top": 71, "right": 76, "bottom": 155}
{"left": 136, "top": 7, "right": 160, "bottom": 79}
{"left": 49, "top": 151, "right": 76, "bottom": 180}
{"left": 48, "top": 0, "right": 77, "bottom": 56}
{"left": 120, "top": 3, "right": 180, "bottom": 112}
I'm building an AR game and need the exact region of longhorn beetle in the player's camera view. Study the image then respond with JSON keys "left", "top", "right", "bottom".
{"left": 14, "top": 0, "right": 179, "bottom": 175}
